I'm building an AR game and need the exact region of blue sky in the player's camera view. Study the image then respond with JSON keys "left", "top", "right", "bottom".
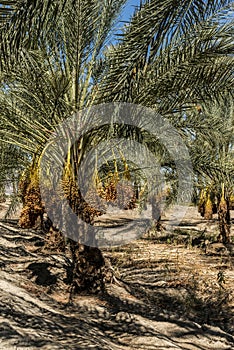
{"left": 112, "top": 0, "right": 140, "bottom": 39}
{"left": 120, "top": 0, "right": 140, "bottom": 22}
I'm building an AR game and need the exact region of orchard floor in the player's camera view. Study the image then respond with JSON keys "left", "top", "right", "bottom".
{"left": 0, "top": 202, "right": 234, "bottom": 350}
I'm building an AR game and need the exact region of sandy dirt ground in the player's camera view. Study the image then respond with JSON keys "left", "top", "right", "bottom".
{"left": 0, "top": 201, "right": 234, "bottom": 349}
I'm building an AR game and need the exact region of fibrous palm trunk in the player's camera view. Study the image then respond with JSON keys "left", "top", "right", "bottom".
{"left": 62, "top": 173, "right": 110, "bottom": 295}
{"left": 218, "top": 195, "right": 230, "bottom": 243}
{"left": 0, "top": 184, "right": 6, "bottom": 203}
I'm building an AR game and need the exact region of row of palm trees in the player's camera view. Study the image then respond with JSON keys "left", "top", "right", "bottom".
{"left": 0, "top": 0, "right": 233, "bottom": 291}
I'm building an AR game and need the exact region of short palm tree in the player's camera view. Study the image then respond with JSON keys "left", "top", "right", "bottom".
{"left": 0, "top": 0, "right": 233, "bottom": 292}
{"left": 0, "top": 0, "right": 128, "bottom": 293}
{"left": 190, "top": 96, "right": 234, "bottom": 242}
{"left": 98, "top": 0, "right": 233, "bottom": 242}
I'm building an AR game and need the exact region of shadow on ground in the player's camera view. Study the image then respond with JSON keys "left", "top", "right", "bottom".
{"left": 0, "top": 219, "right": 234, "bottom": 350}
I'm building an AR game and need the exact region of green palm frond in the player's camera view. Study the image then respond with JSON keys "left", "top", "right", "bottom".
{"left": 0, "top": 0, "right": 233, "bottom": 218}
{"left": 188, "top": 95, "right": 234, "bottom": 192}
{"left": 99, "top": 0, "right": 233, "bottom": 110}
{"left": 0, "top": 0, "right": 127, "bottom": 69}
{"left": 0, "top": 0, "right": 127, "bottom": 158}
{"left": 0, "top": 1, "right": 17, "bottom": 25}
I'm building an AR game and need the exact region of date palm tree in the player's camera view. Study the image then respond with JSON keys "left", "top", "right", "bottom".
{"left": 0, "top": 0, "right": 128, "bottom": 293}
{"left": 0, "top": 0, "right": 233, "bottom": 292}
{"left": 0, "top": 141, "right": 27, "bottom": 206}
{"left": 190, "top": 96, "right": 234, "bottom": 242}
{"left": 97, "top": 0, "right": 233, "bottom": 242}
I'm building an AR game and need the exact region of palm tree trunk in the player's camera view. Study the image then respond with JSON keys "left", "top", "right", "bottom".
{"left": 62, "top": 173, "right": 111, "bottom": 294}
{"left": 151, "top": 193, "right": 162, "bottom": 230}
{"left": 0, "top": 184, "right": 6, "bottom": 203}
{"left": 69, "top": 240, "right": 106, "bottom": 294}
{"left": 218, "top": 196, "right": 230, "bottom": 243}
